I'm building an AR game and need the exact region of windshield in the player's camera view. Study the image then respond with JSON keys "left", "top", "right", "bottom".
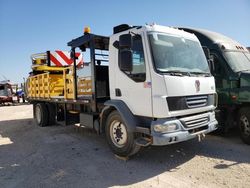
{"left": 224, "top": 51, "right": 250, "bottom": 72}
{"left": 149, "top": 33, "right": 210, "bottom": 75}
{"left": 0, "top": 86, "right": 7, "bottom": 96}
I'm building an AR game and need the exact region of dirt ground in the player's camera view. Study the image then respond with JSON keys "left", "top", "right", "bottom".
{"left": 0, "top": 104, "right": 249, "bottom": 188}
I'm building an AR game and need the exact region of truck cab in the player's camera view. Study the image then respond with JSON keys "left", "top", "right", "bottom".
{"left": 69, "top": 24, "right": 217, "bottom": 155}
{"left": 181, "top": 28, "right": 250, "bottom": 144}
{"left": 0, "top": 81, "right": 14, "bottom": 104}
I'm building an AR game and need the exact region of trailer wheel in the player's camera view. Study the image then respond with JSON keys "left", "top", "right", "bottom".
{"left": 238, "top": 108, "right": 250, "bottom": 145}
{"left": 35, "top": 103, "right": 48, "bottom": 127}
{"left": 105, "top": 110, "right": 140, "bottom": 157}
{"left": 46, "top": 103, "right": 56, "bottom": 125}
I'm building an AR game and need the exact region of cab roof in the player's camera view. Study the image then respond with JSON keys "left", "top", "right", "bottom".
{"left": 180, "top": 28, "right": 246, "bottom": 51}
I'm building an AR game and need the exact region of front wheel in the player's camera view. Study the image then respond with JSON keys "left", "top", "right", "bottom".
{"left": 238, "top": 108, "right": 250, "bottom": 145}
{"left": 105, "top": 110, "right": 140, "bottom": 157}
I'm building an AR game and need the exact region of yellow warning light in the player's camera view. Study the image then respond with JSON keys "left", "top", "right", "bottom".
{"left": 84, "top": 26, "right": 91, "bottom": 34}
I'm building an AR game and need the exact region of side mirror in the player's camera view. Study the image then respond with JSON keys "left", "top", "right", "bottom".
{"left": 119, "top": 49, "right": 133, "bottom": 72}
{"left": 202, "top": 46, "right": 210, "bottom": 60}
{"left": 208, "top": 55, "right": 215, "bottom": 73}
{"left": 119, "top": 34, "right": 132, "bottom": 49}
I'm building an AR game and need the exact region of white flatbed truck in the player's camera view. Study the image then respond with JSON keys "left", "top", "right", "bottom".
{"left": 27, "top": 24, "right": 218, "bottom": 157}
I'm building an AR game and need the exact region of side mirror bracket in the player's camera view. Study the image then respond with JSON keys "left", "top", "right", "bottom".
{"left": 202, "top": 46, "right": 215, "bottom": 73}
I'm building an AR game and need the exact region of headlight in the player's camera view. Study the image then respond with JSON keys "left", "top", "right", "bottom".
{"left": 154, "top": 123, "right": 179, "bottom": 133}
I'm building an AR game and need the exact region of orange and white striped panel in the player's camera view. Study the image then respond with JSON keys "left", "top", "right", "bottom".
{"left": 50, "top": 50, "right": 84, "bottom": 67}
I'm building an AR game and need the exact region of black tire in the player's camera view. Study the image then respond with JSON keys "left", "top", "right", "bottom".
{"left": 35, "top": 103, "right": 49, "bottom": 127}
{"left": 238, "top": 108, "right": 250, "bottom": 145}
{"left": 46, "top": 103, "right": 56, "bottom": 125}
{"left": 105, "top": 110, "right": 140, "bottom": 157}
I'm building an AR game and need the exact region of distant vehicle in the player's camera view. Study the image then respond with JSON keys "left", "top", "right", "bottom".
{"left": 0, "top": 80, "right": 14, "bottom": 104}
{"left": 181, "top": 28, "right": 250, "bottom": 144}
{"left": 16, "top": 89, "right": 25, "bottom": 103}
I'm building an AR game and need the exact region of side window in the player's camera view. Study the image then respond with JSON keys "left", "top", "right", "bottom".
{"left": 131, "top": 35, "right": 146, "bottom": 76}
{"left": 122, "top": 35, "right": 146, "bottom": 82}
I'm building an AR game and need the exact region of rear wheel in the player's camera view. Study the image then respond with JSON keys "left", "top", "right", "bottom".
{"left": 105, "top": 110, "right": 140, "bottom": 157}
{"left": 35, "top": 103, "right": 48, "bottom": 127}
{"left": 238, "top": 108, "right": 250, "bottom": 145}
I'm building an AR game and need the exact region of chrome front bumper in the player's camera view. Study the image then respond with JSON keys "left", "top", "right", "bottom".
{"left": 151, "top": 111, "right": 218, "bottom": 146}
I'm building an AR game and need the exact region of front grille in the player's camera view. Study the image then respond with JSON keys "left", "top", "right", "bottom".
{"left": 180, "top": 113, "right": 209, "bottom": 129}
{"left": 167, "top": 94, "right": 214, "bottom": 111}
{"left": 186, "top": 95, "right": 208, "bottom": 108}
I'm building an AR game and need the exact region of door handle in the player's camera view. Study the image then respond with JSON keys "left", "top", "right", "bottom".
{"left": 115, "top": 88, "right": 122, "bottom": 97}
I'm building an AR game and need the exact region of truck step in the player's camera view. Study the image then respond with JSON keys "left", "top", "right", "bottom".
{"left": 135, "top": 137, "right": 152, "bottom": 147}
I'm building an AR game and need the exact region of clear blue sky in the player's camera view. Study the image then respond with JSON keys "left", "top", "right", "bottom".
{"left": 0, "top": 0, "right": 249, "bottom": 84}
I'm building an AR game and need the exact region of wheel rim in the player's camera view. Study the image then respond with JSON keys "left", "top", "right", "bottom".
{"left": 110, "top": 120, "right": 128, "bottom": 148}
{"left": 36, "top": 105, "right": 42, "bottom": 124}
{"left": 240, "top": 115, "right": 250, "bottom": 136}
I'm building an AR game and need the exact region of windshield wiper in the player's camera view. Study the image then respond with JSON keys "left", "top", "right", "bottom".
{"left": 189, "top": 72, "right": 211, "bottom": 77}
{"left": 160, "top": 70, "right": 191, "bottom": 76}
